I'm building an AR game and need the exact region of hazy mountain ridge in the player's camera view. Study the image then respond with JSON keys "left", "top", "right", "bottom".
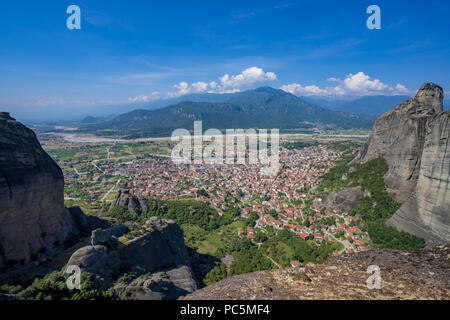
{"left": 334, "top": 95, "right": 411, "bottom": 116}
{"left": 86, "top": 87, "right": 375, "bottom": 137}
{"left": 299, "top": 95, "right": 413, "bottom": 116}
{"left": 300, "top": 97, "right": 350, "bottom": 110}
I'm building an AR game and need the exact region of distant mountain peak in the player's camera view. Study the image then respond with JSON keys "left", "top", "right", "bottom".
{"left": 88, "top": 86, "right": 375, "bottom": 137}
{"left": 253, "top": 86, "right": 281, "bottom": 93}
{"left": 250, "top": 86, "right": 295, "bottom": 97}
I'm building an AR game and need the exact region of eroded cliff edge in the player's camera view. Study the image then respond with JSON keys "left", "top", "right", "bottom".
{"left": 183, "top": 245, "right": 450, "bottom": 300}
{"left": 66, "top": 217, "right": 197, "bottom": 300}
{"left": 354, "top": 83, "right": 444, "bottom": 202}
{"left": 388, "top": 110, "right": 450, "bottom": 244}
{"left": 353, "top": 83, "right": 449, "bottom": 244}
{"left": 0, "top": 112, "right": 77, "bottom": 271}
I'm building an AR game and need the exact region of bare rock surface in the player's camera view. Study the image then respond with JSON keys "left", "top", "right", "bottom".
{"left": 353, "top": 83, "right": 449, "bottom": 244}
{"left": 109, "top": 189, "right": 148, "bottom": 216}
{"left": 89, "top": 225, "right": 129, "bottom": 246}
{"left": 65, "top": 217, "right": 197, "bottom": 298}
{"left": 65, "top": 245, "right": 120, "bottom": 286}
{"left": 68, "top": 206, "right": 110, "bottom": 234}
{"left": 0, "top": 112, "right": 77, "bottom": 271}
{"left": 91, "top": 229, "right": 111, "bottom": 246}
{"left": 354, "top": 83, "right": 443, "bottom": 202}
{"left": 322, "top": 186, "right": 363, "bottom": 213}
{"left": 114, "top": 265, "right": 197, "bottom": 300}
{"left": 183, "top": 245, "right": 450, "bottom": 300}
{"left": 388, "top": 110, "right": 450, "bottom": 244}
{"left": 118, "top": 217, "right": 190, "bottom": 270}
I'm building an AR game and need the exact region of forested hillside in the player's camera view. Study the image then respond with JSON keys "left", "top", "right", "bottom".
{"left": 86, "top": 87, "right": 375, "bottom": 138}
{"left": 316, "top": 157, "right": 426, "bottom": 250}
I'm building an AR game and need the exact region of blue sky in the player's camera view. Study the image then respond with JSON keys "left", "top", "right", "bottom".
{"left": 0, "top": 0, "right": 449, "bottom": 121}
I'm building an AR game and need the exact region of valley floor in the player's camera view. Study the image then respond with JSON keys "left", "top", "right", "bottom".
{"left": 37, "top": 134, "right": 374, "bottom": 283}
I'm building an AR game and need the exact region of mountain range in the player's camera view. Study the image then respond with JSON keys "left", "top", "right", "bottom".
{"left": 10, "top": 87, "right": 449, "bottom": 124}
{"left": 85, "top": 87, "right": 375, "bottom": 138}
{"left": 335, "top": 95, "right": 411, "bottom": 116}
{"left": 302, "top": 95, "right": 412, "bottom": 116}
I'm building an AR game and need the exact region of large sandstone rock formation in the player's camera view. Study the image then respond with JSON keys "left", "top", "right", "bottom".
{"left": 68, "top": 206, "right": 110, "bottom": 235}
{"left": 322, "top": 186, "right": 363, "bottom": 213}
{"left": 183, "top": 245, "right": 450, "bottom": 300}
{"left": 388, "top": 110, "right": 450, "bottom": 244}
{"left": 353, "top": 83, "right": 449, "bottom": 244}
{"left": 0, "top": 112, "right": 77, "bottom": 271}
{"left": 114, "top": 265, "right": 197, "bottom": 300}
{"left": 118, "top": 217, "right": 191, "bottom": 271}
{"left": 354, "top": 83, "right": 443, "bottom": 202}
{"left": 66, "top": 217, "right": 197, "bottom": 299}
{"left": 108, "top": 189, "right": 148, "bottom": 216}
{"left": 66, "top": 245, "right": 120, "bottom": 285}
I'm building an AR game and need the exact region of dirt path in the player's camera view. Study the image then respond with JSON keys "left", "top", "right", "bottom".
{"left": 265, "top": 255, "right": 282, "bottom": 269}
{"left": 100, "top": 178, "right": 121, "bottom": 202}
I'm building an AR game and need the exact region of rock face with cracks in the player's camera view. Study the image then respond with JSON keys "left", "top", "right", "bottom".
{"left": 0, "top": 112, "right": 77, "bottom": 271}
{"left": 353, "top": 83, "right": 449, "bottom": 244}
{"left": 354, "top": 83, "right": 444, "bottom": 202}
{"left": 66, "top": 217, "right": 197, "bottom": 299}
{"left": 109, "top": 189, "right": 148, "bottom": 216}
{"left": 322, "top": 186, "right": 363, "bottom": 213}
{"left": 388, "top": 110, "right": 450, "bottom": 244}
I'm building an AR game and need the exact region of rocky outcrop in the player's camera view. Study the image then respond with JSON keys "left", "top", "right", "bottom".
{"left": 66, "top": 217, "right": 197, "bottom": 299}
{"left": 114, "top": 265, "right": 197, "bottom": 300}
{"left": 68, "top": 206, "right": 110, "bottom": 235}
{"left": 65, "top": 245, "right": 120, "bottom": 286}
{"left": 354, "top": 83, "right": 444, "bottom": 202}
{"left": 388, "top": 111, "right": 450, "bottom": 244}
{"left": 91, "top": 229, "right": 111, "bottom": 246}
{"left": 183, "top": 245, "right": 450, "bottom": 300}
{"left": 352, "top": 83, "right": 449, "bottom": 244}
{"left": 0, "top": 112, "right": 77, "bottom": 271}
{"left": 118, "top": 217, "right": 190, "bottom": 271}
{"left": 91, "top": 225, "right": 129, "bottom": 246}
{"left": 108, "top": 189, "right": 148, "bottom": 216}
{"left": 322, "top": 187, "right": 363, "bottom": 213}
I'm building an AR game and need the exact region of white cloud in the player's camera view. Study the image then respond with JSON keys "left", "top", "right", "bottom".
{"left": 173, "top": 82, "right": 191, "bottom": 96}
{"left": 128, "top": 92, "right": 160, "bottom": 103}
{"left": 281, "top": 72, "right": 412, "bottom": 97}
{"left": 167, "top": 82, "right": 190, "bottom": 98}
{"left": 279, "top": 83, "right": 329, "bottom": 96}
{"left": 192, "top": 81, "right": 209, "bottom": 93}
{"left": 209, "top": 81, "right": 218, "bottom": 90}
{"left": 342, "top": 72, "right": 387, "bottom": 93}
{"left": 219, "top": 67, "right": 277, "bottom": 90}
{"left": 168, "top": 66, "right": 277, "bottom": 97}
{"left": 395, "top": 83, "right": 410, "bottom": 94}
{"left": 128, "top": 94, "right": 149, "bottom": 103}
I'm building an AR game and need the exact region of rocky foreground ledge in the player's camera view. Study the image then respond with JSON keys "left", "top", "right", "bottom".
{"left": 183, "top": 245, "right": 450, "bottom": 300}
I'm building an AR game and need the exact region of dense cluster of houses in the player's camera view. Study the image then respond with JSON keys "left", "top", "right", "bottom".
{"left": 63, "top": 143, "right": 368, "bottom": 256}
